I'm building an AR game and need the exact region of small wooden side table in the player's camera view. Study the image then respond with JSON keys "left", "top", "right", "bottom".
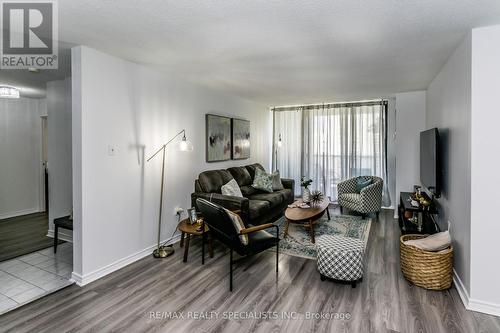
{"left": 178, "top": 218, "right": 213, "bottom": 264}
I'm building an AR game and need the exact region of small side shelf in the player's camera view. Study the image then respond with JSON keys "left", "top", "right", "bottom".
{"left": 398, "top": 192, "right": 439, "bottom": 235}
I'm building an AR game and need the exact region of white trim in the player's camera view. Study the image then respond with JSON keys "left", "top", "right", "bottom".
{"left": 453, "top": 269, "right": 500, "bottom": 317}
{"left": 468, "top": 298, "right": 500, "bottom": 317}
{"left": 47, "top": 229, "right": 73, "bottom": 243}
{"left": 0, "top": 208, "right": 41, "bottom": 220}
{"left": 70, "top": 234, "right": 181, "bottom": 287}
{"left": 453, "top": 269, "right": 470, "bottom": 308}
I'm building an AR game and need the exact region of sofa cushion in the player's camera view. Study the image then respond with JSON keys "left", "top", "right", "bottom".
{"left": 249, "top": 192, "right": 283, "bottom": 208}
{"left": 245, "top": 163, "right": 266, "bottom": 180}
{"left": 240, "top": 185, "right": 258, "bottom": 197}
{"left": 227, "top": 166, "right": 253, "bottom": 186}
{"left": 198, "top": 170, "right": 234, "bottom": 193}
{"left": 275, "top": 189, "right": 293, "bottom": 204}
{"left": 248, "top": 200, "right": 270, "bottom": 219}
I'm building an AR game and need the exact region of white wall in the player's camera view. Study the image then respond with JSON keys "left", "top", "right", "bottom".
{"left": 470, "top": 25, "right": 500, "bottom": 315}
{"left": 0, "top": 98, "right": 47, "bottom": 219}
{"left": 47, "top": 78, "right": 73, "bottom": 241}
{"left": 71, "top": 46, "right": 271, "bottom": 284}
{"left": 426, "top": 33, "right": 472, "bottom": 296}
{"left": 395, "top": 91, "right": 426, "bottom": 216}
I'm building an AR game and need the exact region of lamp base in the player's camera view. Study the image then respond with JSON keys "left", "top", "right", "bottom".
{"left": 153, "top": 245, "right": 175, "bottom": 258}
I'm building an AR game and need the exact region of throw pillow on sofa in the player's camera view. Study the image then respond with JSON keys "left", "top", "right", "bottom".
{"left": 271, "top": 171, "right": 284, "bottom": 191}
{"left": 221, "top": 179, "right": 243, "bottom": 197}
{"left": 251, "top": 168, "right": 274, "bottom": 193}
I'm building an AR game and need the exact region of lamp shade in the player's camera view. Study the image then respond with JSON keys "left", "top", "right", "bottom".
{"left": 0, "top": 86, "right": 20, "bottom": 99}
{"left": 179, "top": 136, "right": 193, "bottom": 151}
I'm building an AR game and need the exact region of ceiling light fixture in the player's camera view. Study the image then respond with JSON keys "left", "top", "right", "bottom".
{"left": 0, "top": 86, "right": 20, "bottom": 99}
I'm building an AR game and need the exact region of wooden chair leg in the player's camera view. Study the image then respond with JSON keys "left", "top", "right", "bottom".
{"left": 229, "top": 249, "right": 233, "bottom": 292}
{"left": 54, "top": 226, "right": 58, "bottom": 253}
{"left": 326, "top": 207, "right": 331, "bottom": 220}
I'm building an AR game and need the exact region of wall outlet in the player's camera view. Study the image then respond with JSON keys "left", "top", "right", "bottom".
{"left": 174, "top": 207, "right": 183, "bottom": 216}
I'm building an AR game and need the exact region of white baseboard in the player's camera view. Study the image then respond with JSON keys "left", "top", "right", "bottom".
{"left": 453, "top": 269, "right": 500, "bottom": 317}
{"left": 0, "top": 208, "right": 41, "bottom": 220}
{"left": 453, "top": 269, "right": 470, "bottom": 308}
{"left": 468, "top": 298, "right": 500, "bottom": 317}
{"left": 71, "top": 234, "right": 181, "bottom": 287}
{"left": 47, "top": 229, "right": 73, "bottom": 243}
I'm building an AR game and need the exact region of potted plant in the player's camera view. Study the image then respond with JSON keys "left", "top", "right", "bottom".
{"left": 300, "top": 177, "right": 313, "bottom": 203}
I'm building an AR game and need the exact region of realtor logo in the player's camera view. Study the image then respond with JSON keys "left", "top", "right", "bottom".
{"left": 1, "top": 0, "right": 58, "bottom": 69}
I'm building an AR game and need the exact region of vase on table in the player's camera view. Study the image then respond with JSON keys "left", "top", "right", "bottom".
{"left": 302, "top": 188, "right": 311, "bottom": 203}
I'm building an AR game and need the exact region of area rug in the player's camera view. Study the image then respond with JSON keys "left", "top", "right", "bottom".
{"left": 268, "top": 213, "right": 371, "bottom": 260}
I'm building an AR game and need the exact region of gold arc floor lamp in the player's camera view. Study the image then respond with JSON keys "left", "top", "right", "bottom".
{"left": 147, "top": 129, "right": 193, "bottom": 258}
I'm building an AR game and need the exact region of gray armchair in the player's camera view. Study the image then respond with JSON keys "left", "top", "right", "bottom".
{"left": 337, "top": 176, "right": 383, "bottom": 219}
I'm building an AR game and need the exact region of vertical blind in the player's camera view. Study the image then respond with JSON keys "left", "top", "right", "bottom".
{"left": 273, "top": 101, "right": 390, "bottom": 206}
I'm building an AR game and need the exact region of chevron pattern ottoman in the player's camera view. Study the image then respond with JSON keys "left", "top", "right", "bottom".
{"left": 316, "top": 234, "right": 365, "bottom": 288}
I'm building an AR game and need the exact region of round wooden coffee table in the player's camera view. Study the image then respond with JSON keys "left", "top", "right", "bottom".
{"left": 284, "top": 199, "right": 331, "bottom": 244}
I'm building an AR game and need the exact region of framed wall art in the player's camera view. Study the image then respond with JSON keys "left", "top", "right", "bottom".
{"left": 206, "top": 114, "right": 232, "bottom": 162}
{"left": 232, "top": 118, "right": 250, "bottom": 160}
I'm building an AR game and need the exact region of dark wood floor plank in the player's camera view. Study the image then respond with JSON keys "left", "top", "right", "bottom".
{"left": 1, "top": 207, "right": 499, "bottom": 333}
{"left": 0, "top": 212, "right": 63, "bottom": 262}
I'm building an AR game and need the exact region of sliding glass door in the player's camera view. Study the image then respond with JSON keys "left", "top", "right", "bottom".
{"left": 273, "top": 101, "right": 389, "bottom": 205}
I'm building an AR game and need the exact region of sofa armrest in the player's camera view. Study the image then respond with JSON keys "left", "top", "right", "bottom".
{"left": 191, "top": 192, "right": 250, "bottom": 218}
{"left": 281, "top": 178, "right": 295, "bottom": 195}
{"left": 360, "top": 180, "right": 383, "bottom": 212}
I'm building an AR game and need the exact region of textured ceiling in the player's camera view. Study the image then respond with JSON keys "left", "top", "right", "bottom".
{"left": 3, "top": 1, "right": 500, "bottom": 102}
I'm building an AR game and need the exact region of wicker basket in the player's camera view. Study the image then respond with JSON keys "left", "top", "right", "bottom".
{"left": 400, "top": 234, "right": 453, "bottom": 290}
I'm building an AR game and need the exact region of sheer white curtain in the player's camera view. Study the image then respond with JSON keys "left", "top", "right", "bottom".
{"left": 273, "top": 109, "right": 302, "bottom": 194}
{"left": 273, "top": 102, "right": 390, "bottom": 206}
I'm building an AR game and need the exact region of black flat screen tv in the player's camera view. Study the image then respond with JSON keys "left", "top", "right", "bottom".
{"left": 420, "top": 128, "right": 441, "bottom": 197}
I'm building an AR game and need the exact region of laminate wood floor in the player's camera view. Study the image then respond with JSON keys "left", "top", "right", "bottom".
{"left": 1, "top": 209, "right": 499, "bottom": 333}
{"left": 0, "top": 213, "right": 61, "bottom": 262}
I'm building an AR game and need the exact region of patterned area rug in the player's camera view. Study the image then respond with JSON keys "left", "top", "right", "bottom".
{"left": 269, "top": 213, "right": 371, "bottom": 260}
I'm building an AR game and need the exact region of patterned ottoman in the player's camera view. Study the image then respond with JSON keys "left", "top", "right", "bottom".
{"left": 316, "top": 235, "right": 365, "bottom": 288}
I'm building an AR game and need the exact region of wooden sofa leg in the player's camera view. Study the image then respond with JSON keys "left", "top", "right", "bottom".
{"left": 361, "top": 213, "right": 366, "bottom": 220}
{"left": 376, "top": 211, "right": 380, "bottom": 220}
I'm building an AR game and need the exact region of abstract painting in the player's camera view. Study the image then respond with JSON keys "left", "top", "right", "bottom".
{"left": 232, "top": 118, "right": 250, "bottom": 160}
{"left": 206, "top": 114, "right": 231, "bottom": 162}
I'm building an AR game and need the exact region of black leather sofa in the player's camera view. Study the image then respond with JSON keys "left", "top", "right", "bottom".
{"left": 191, "top": 163, "right": 295, "bottom": 225}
